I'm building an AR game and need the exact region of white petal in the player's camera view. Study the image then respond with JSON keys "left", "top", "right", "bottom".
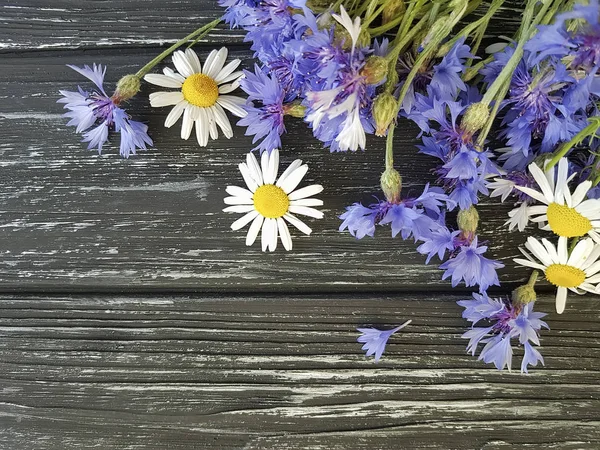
{"left": 226, "top": 185, "right": 253, "bottom": 199}
{"left": 276, "top": 159, "right": 302, "bottom": 187}
{"left": 246, "top": 215, "right": 264, "bottom": 246}
{"left": 218, "top": 82, "right": 240, "bottom": 94}
{"left": 555, "top": 287, "right": 568, "bottom": 314}
{"left": 209, "top": 118, "right": 218, "bottom": 140}
{"left": 204, "top": 47, "right": 228, "bottom": 79}
{"left": 231, "top": 210, "right": 259, "bottom": 231}
{"left": 217, "top": 95, "right": 247, "bottom": 117}
{"left": 163, "top": 67, "right": 186, "bottom": 83}
{"left": 288, "top": 184, "right": 324, "bottom": 200}
{"left": 164, "top": 101, "right": 187, "bottom": 128}
{"left": 261, "top": 217, "right": 274, "bottom": 252}
{"left": 513, "top": 258, "right": 546, "bottom": 271}
{"left": 149, "top": 91, "right": 184, "bottom": 107}
{"left": 266, "top": 149, "right": 279, "bottom": 185}
{"left": 195, "top": 110, "right": 209, "bottom": 147}
{"left": 568, "top": 239, "right": 594, "bottom": 267}
{"left": 181, "top": 107, "right": 194, "bottom": 140}
{"left": 515, "top": 186, "right": 550, "bottom": 205}
{"left": 277, "top": 218, "right": 292, "bottom": 251}
{"left": 223, "top": 204, "right": 255, "bottom": 213}
{"left": 223, "top": 196, "right": 253, "bottom": 205}
{"left": 288, "top": 205, "right": 323, "bottom": 219}
{"left": 184, "top": 48, "right": 202, "bottom": 74}
{"left": 172, "top": 51, "right": 195, "bottom": 78}
{"left": 529, "top": 161, "right": 554, "bottom": 202}
{"left": 575, "top": 199, "right": 600, "bottom": 219}
{"left": 218, "top": 70, "right": 244, "bottom": 85}
{"left": 260, "top": 151, "right": 270, "bottom": 185}
{"left": 290, "top": 198, "right": 324, "bottom": 207}
{"left": 284, "top": 213, "right": 312, "bottom": 235}
{"left": 246, "top": 152, "right": 263, "bottom": 185}
{"left": 570, "top": 180, "right": 592, "bottom": 207}
{"left": 280, "top": 165, "right": 309, "bottom": 194}
{"left": 239, "top": 162, "right": 259, "bottom": 193}
{"left": 526, "top": 238, "right": 553, "bottom": 267}
{"left": 143, "top": 74, "right": 183, "bottom": 88}
{"left": 211, "top": 104, "right": 233, "bottom": 138}
{"left": 557, "top": 236, "right": 569, "bottom": 262}
{"left": 215, "top": 59, "right": 241, "bottom": 84}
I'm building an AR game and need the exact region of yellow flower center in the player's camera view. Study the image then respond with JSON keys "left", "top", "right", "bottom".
{"left": 545, "top": 263, "right": 586, "bottom": 288}
{"left": 546, "top": 202, "right": 592, "bottom": 238}
{"left": 181, "top": 73, "right": 219, "bottom": 107}
{"left": 253, "top": 184, "right": 289, "bottom": 219}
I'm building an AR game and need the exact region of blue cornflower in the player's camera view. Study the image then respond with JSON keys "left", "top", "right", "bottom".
{"left": 458, "top": 293, "right": 548, "bottom": 372}
{"left": 430, "top": 38, "right": 472, "bottom": 99}
{"left": 439, "top": 238, "right": 504, "bottom": 292}
{"left": 237, "top": 65, "right": 287, "bottom": 153}
{"left": 357, "top": 320, "right": 411, "bottom": 362}
{"left": 526, "top": 0, "right": 600, "bottom": 73}
{"left": 417, "top": 228, "right": 460, "bottom": 263}
{"left": 219, "top": 0, "right": 259, "bottom": 28}
{"left": 58, "top": 64, "right": 152, "bottom": 158}
{"left": 339, "top": 184, "right": 453, "bottom": 241}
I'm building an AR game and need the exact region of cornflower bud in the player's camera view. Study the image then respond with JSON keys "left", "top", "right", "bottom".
{"left": 372, "top": 93, "right": 398, "bottom": 137}
{"left": 380, "top": 167, "right": 402, "bottom": 203}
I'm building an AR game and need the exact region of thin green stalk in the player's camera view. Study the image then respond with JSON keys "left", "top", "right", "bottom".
{"left": 385, "top": 124, "right": 395, "bottom": 170}
{"left": 135, "top": 18, "right": 221, "bottom": 78}
{"left": 546, "top": 117, "right": 600, "bottom": 169}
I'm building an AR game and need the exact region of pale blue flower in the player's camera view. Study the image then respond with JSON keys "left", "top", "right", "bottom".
{"left": 357, "top": 320, "right": 412, "bottom": 362}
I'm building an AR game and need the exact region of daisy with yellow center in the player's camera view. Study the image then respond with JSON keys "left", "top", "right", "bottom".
{"left": 144, "top": 47, "right": 246, "bottom": 147}
{"left": 514, "top": 158, "right": 600, "bottom": 243}
{"left": 223, "top": 149, "right": 324, "bottom": 252}
{"left": 514, "top": 236, "right": 600, "bottom": 313}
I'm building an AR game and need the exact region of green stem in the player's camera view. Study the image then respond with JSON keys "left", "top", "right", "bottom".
{"left": 527, "top": 270, "right": 539, "bottom": 287}
{"left": 546, "top": 117, "right": 600, "bottom": 170}
{"left": 362, "top": 1, "right": 389, "bottom": 28}
{"left": 135, "top": 18, "right": 221, "bottom": 78}
{"left": 385, "top": 124, "right": 395, "bottom": 170}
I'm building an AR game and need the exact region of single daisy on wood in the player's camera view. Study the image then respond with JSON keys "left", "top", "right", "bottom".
{"left": 514, "top": 236, "right": 600, "bottom": 313}
{"left": 144, "top": 47, "right": 247, "bottom": 146}
{"left": 223, "top": 149, "right": 324, "bottom": 252}
{"left": 514, "top": 158, "right": 600, "bottom": 243}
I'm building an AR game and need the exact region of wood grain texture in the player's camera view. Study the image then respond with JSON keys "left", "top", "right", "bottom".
{"left": 1, "top": 293, "right": 600, "bottom": 449}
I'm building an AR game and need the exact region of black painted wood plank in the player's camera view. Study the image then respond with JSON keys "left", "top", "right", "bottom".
{"left": 0, "top": 49, "right": 541, "bottom": 292}
{"left": 0, "top": 0, "right": 523, "bottom": 53}
{"left": 0, "top": 293, "right": 599, "bottom": 449}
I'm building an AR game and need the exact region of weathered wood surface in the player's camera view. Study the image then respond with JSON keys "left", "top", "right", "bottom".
{"left": 1, "top": 293, "right": 600, "bottom": 449}
{"left": 2, "top": 1, "right": 600, "bottom": 449}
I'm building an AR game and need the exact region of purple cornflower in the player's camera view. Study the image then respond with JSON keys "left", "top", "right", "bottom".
{"left": 339, "top": 184, "right": 454, "bottom": 240}
{"left": 238, "top": 65, "right": 287, "bottom": 153}
{"left": 58, "top": 64, "right": 152, "bottom": 158}
{"left": 439, "top": 237, "right": 504, "bottom": 292}
{"left": 357, "top": 320, "right": 411, "bottom": 362}
{"left": 458, "top": 293, "right": 548, "bottom": 372}
{"left": 526, "top": 0, "right": 600, "bottom": 73}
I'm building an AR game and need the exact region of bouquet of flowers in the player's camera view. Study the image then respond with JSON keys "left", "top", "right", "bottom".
{"left": 58, "top": 0, "right": 600, "bottom": 372}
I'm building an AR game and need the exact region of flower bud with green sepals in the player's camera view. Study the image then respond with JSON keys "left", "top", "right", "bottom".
{"left": 372, "top": 93, "right": 398, "bottom": 137}
{"left": 112, "top": 74, "right": 141, "bottom": 104}
{"left": 380, "top": 167, "right": 402, "bottom": 203}
{"left": 360, "top": 56, "right": 388, "bottom": 85}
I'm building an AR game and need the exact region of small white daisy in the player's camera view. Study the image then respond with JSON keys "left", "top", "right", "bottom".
{"left": 514, "top": 158, "right": 600, "bottom": 242}
{"left": 223, "top": 149, "right": 324, "bottom": 252}
{"left": 144, "top": 47, "right": 247, "bottom": 147}
{"left": 514, "top": 236, "right": 600, "bottom": 313}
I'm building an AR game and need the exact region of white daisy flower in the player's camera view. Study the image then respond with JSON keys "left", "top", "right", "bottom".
{"left": 514, "top": 236, "right": 600, "bottom": 313}
{"left": 223, "top": 149, "right": 324, "bottom": 252}
{"left": 514, "top": 158, "right": 600, "bottom": 242}
{"left": 144, "top": 47, "right": 246, "bottom": 147}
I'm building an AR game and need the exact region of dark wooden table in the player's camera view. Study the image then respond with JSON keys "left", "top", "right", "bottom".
{"left": 1, "top": 1, "right": 599, "bottom": 448}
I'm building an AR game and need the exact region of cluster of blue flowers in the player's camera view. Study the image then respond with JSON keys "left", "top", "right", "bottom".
{"left": 220, "top": 0, "right": 385, "bottom": 153}
{"left": 487, "top": 1, "right": 600, "bottom": 177}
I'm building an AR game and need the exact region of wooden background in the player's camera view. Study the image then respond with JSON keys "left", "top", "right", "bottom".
{"left": 1, "top": 1, "right": 599, "bottom": 448}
